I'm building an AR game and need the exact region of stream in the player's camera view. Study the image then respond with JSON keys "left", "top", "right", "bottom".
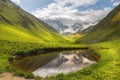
{"left": 12, "top": 50, "right": 100, "bottom": 77}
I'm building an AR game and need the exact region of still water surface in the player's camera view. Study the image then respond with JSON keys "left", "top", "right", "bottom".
{"left": 12, "top": 50, "right": 100, "bottom": 77}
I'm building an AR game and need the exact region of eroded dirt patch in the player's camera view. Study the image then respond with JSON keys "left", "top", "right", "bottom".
{"left": 0, "top": 72, "right": 34, "bottom": 80}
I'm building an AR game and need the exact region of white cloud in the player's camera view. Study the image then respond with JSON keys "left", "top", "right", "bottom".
{"left": 54, "top": 0, "right": 98, "bottom": 8}
{"left": 113, "top": 1, "right": 120, "bottom": 6}
{"left": 11, "top": 0, "right": 20, "bottom": 4}
{"left": 31, "top": 0, "right": 112, "bottom": 28}
{"left": 110, "top": 0, "right": 120, "bottom": 6}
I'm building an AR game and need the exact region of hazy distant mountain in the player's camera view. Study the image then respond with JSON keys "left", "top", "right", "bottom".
{"left": 42, "top": 18, "right": 98, "bottom": 35}
{"left": 43, "top": 19, "right": 69, "bottom": 34}
{"left": 72, "top": 23, "right": 84, "bottom": 31}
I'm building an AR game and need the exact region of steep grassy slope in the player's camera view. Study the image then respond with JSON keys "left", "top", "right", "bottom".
{"left": 0, "top": 0, "right": 66, "bottom": 43}
{"left": 76, "top": 4, "right": 120, "bottom": 43}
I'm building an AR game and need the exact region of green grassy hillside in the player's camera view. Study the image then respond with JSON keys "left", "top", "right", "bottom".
{"left": 0, "top": 0, "right": 76, "bottom": 78}
{"left": 0, "top": 0, "right": 66, "bottom": 43}
{"left": 76, "top": 4, "right": 120, "bottom": 43}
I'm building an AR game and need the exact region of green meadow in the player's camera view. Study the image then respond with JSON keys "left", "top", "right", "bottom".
{"left": 0, "top": 0, "right": 120, "bottom": 80}
{"left": 45, "top": 40, "right": 120, "bottom": 80}
{"left": 0, "top": 39, "right": 120, "bottom": 80}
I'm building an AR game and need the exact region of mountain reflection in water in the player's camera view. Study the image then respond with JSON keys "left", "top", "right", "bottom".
{"left": 33, "top": 52, "right": 96, "bottom": 77}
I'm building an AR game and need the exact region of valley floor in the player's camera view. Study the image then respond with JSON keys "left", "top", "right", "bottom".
{"left": 0, "top": 40, "right": 120, "bottom": 80}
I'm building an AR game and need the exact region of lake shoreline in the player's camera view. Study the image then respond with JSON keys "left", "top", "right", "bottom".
{"left": 11, "top": 47, "right": 89, "bottom": 59}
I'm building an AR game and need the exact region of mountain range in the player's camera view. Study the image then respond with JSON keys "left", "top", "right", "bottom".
{"left": 42, "top": 19, "right": 98, "bottom": 34}
{"left": 0, "top": 0, "right": 66, "bottom": 43}
{"left": 76, "top": 4, "right": 120, "bottom": 43}
{"left": 0, "top": 0, "right": 120, "bottom": 44}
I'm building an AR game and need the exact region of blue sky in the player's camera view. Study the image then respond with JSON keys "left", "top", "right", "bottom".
{"left": 18, "top": 0, "right": 53, "bottom": 12}
{"left": 11, "top": 0, "right": 120, "bottom": 12}
{"left": 11, "top": 0, "right": 120, "bottom": 27}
